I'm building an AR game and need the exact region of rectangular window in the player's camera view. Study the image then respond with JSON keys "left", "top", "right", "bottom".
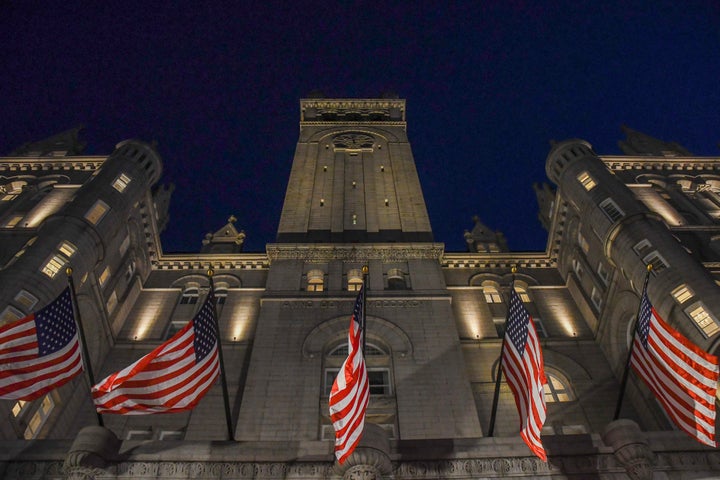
{"left": 24, "top": 395, "right": 54, "bottom": 439}
{"left": 533, "top": 317, "right": 548, "bottom": 338}
{"left": 324, "top": 368, "right": 391, "bottom": 396}
{"left": 578, "top": 232, "right": 590, "bottom": 254}
{"left": 577, "top": 171, "right": 596, "bottom": 191}
{"left": 159, "top": 430, "right": 184, "bottom": 441}
{"left": 642, "top": 250, "right": 669, "bottom": 274}
{"left": 14, "top": 290, "right": 38, "bottom": 310}
{"left": 119, "top": 235, "right": 130, "bottom": 256}
{"left": 106, "top": 290, "right": 118, "bottom": 314}
{"left": 591, "top": 286, "right": 603, "bottom": 310}
{"left": 98, "top": 266, "right": 111, "bottom": 287}
{"left": 633, "top": 239, "right": 653, "bottom": 257}
{"left": 41, "top": 254, "right": 66, "bottom": 278}
{"left": 597, "top": 262, "right": 610, "bottom": 285}
{"left": 126, "top": 429, "right": 153, "bottom": 440}
{"left": 1, "top": 214, "right": 24, "bottom": 228}
{"left": 12, "top": 400, "right": 27, "bottom": 417}
{"left": 572, "top": 258, "right": 584, "bottom": 279}
{"left": 599, "top": 198, "right": 625, "bottom": 222}
{"left": 84, "top": 200, "right": 109, "bottom": 225}
{"left": 685, "top": 303, "right": 720, "bottom": 338}
{"left": 112, "top": 173, "right": 132, "bottom": 192}
{"left": 58, "top": 241, "right": 77, "bottom": 258}
{"left": 0, "top": 306, "right": 23, "bottom": 325}
{"left": 671, "top": 284, "right": 693, "bottom": 304}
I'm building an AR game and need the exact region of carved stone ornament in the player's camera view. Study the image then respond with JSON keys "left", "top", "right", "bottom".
{"left": 267, "top": 244, "right": 444, "bottom": 263}
{"left": 602, "top": 419, "right": 655, "bottom": 480}
{"left": 333, "top": 133, "right": 375, "bottom": 149}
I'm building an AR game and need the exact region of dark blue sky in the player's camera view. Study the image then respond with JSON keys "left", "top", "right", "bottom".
{"left": 2, "top": 1, "right": 719, "bottom": 253}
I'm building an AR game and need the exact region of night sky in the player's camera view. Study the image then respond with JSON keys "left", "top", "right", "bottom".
{"left": 2, "top": 1, "right": 719, "bottom": 253}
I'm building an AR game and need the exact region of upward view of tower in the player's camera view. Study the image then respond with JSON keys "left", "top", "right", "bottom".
{"left": 1, "top": 97, "right": 720, "bottom": 479}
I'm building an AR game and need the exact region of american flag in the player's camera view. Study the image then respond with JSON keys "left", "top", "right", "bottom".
{"left": 329, "top": 286, "right": 369, "bottom": 464}
{"left": 503, "top": 287, "right": 548, "bottom": 461}
{"left": 92, "top": 292, "right": 219, "bottom": 414}
{"left": 630, "top": 287, "right": 719, "bottom": 447}
{"left": 0, "top": 288, "right": 83, "bottom": 400}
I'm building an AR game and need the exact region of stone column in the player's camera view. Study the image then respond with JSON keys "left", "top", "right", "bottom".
{"left": 63, "top": 426, "right": 121, "bottom": 480}
{"left": 602, "top": 419, "right": 655, "bottom": 480}
{"left": 334, "top": 424, "right": 393, "bottom": 480}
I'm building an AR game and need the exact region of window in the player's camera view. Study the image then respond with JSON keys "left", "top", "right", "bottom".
{"left": 578, "top": 232, "right": 590, "bottom": 254}
{"left": 671, "top": 284, "right": 694, "bottom": 304}
{"left": 107, "top": 290, "right": 118, "bottom": 314}
{"left": 41, "top": 254, "right": 66, "bottom": 278}
{"left": 179, "top": 287, "right": 199, "bottom": 304}
{"left": 597, "top": 262, "right": 610, "bottom": 285}
{"left": 599, "top": 198, "right": 625, "bottom": 222}
{"left": 126, "top": 429, "right": 153, "bottom": 440}
{"left": 159, "top": 430, "right": 184, "bottom": 441}
{"left": 685, "top": 302, "right": 720, "bottom": 337}
{"left": 0, "top": 305, "right": 23, "bottom": 325}
{"left": 1, "top": 214, "right": 24, "bottom": 228}
{"left": 514, "top": 285, "right": 531, "bottom": 303}
{"left": 324, "top": 368, "right": 391, "bottom": 396}
{"left": 591, "top": 286, "right": 603, "bottom": 310}
{"left": 307, "top": 269, "right": 325, "bottom": 292}
{"left": 98, "top": 266, "right": 111, "bottom": 287}
{"left": 14, "top": 290, "right": 38, "bottom": 310}
{"left": 215, "top": 287, "right": 228, "bottom": 305}
{"left": 633, "top": 239, "right": 653, "bottom": 257}
{"left": 572, "top": 258, "right": 584, "bottom": 279}
{"left": 544, "top": 372, "right": 574, "bottom": 403}
{"left": 492, "top": 318, "right": 505, "bottom": 337}
{"left": 642, "top": 250, "right": 669, "bottom": 274}
{"left": 112, "top": 173, "right": 132, "bottom": 192}
{"left": 387, "top": 268, "right": 407, "bottom": 290}
{"left": 58, "top": 241, "right": 77, "bottom": 258}
{"left": 483, "top": 285, "right": 502, "bottom": 303}
{"left": 119, "top": 235, "right": 130, "bottom": 256}
{"left": 166, "top": 320, "right": 187, "bottom": 338}
{"left": 84, "top": 200, "right": 109, "bottom": 225}
{"left": 577, "top": 171, "right": 596, "bottom": 191}
{"left": 347, "top": 269, "right": 363, "bottom": 291}
{"left": 12, "top": 400, "right": 28, "bottom": 417}
{"left": 533, "top": 317, "right": 548, "bottom": 338}
{"left": 24, "top": 395, "right": 54, "bottom": 439}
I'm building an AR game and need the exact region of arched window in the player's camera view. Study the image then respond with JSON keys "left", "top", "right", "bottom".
{"left": 386, "top": 268, "right": 407, "bottom": 290}
{"left": 322, "top": 338, "right": 396, "bottom": 440}
{"left": 482, "top": 281, "right": 502, "bottom": 303}
{"left": 179, "top": 285, "right": 199, "bottom": 305}
{"left": 514, "top": 284, "right": 531, "bottom": 303}
{"left": 307, "top": 269, "right": 324, "bottom": 292}
{"left": 347, "top": 269, "right": 363, "bottom": 292}
{"left": 544, "top": 371, "right": 575, "bottom": 403}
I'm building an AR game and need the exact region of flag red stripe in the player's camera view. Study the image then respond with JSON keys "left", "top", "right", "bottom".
{"left": 630, "top": 297, "right": 718, "bottom": 447}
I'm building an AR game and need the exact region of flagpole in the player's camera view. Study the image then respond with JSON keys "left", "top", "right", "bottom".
{"left": 361, "top": 265, "right": 368, "bottom": 356}
{"left": 488, "top": 266, "right": 516, "bottom": 436}
{"left": 207, "top": 269, "right": 234, "bottom": 440}
{"left": 66, "top": 267, "right": 104, "bottom": 427}
{"left": 613, "top": 264, "right": 653, "bottom": 420}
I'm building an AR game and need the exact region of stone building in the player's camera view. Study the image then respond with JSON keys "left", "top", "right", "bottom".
{"left": 1, "top": 98, "right": 719, "bottom": 479}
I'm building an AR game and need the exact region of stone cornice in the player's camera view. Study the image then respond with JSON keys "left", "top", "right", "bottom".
{"left": 0, "top": 156, "right": 105, "bottom": 172}
{"left": 441, "top": 252, "right": 556, "bottom": 269}
{"left": 300, "top": 98, "right": 405, "bottom": 112}
{"left": 152, "top": 253, "right": 270, "bottom": 271}
{"left": 601, "top": 155, "right": 720, "bottom": 172}
{"left": 6, "top": 451, "right": 720, "bottom": 479}
{"left": 266, "top": 243, "right": 444, "bottom": 263}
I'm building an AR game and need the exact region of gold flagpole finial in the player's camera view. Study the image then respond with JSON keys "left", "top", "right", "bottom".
{"left": 66, "top": 266, "right": 73, "bottom": 277}
{"left": 207, "top": 268, "right": 214, "bottom": 277}
{"left": 362, "top": 265, "right": 369, "bottom": 274}
{"left": 646, "top": 264, "right": 653, "bottom": 272}
{"left": 511, "top": 266, "right": 517, "bottom": 274}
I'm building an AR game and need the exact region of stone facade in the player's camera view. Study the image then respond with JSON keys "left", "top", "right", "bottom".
{"left": 1, "top": 98, "right": 719, "bottom": 479}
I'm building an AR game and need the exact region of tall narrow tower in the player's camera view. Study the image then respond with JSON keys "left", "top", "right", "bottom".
{"left": 236, "top": 97, "right": 481, "bottom": 445}
{"left": 277, "top": 98, "right": 433, "bottom": 243}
